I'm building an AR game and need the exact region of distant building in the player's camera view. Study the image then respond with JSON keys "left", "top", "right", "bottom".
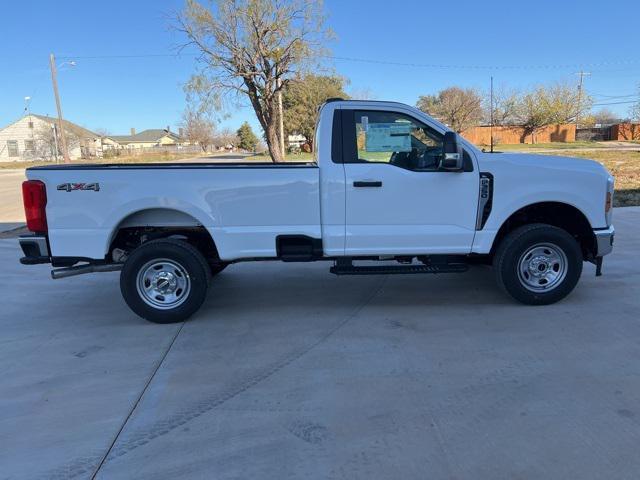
{"left": 0, "top": 116, "right": 189, "bottom": 162}
{"left": 105, "top": 127, "right": 186, "bottom": 150}
{"left": 0, "top": 114, "right": 102, "bottom": 161}
{"left": 287, "top": 134, "right": 306, "bottom": 148}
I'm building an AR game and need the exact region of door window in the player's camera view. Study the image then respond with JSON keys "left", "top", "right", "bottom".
{"left": 351, "top": 110, "right": 443, "bottom": 171}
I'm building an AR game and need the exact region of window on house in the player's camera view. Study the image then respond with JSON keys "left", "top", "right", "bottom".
{"left": 28, "top": 121, "right": 34, "bottom": 129}
{"left": 7, "top": 140, "right": 19, "bottom": 157}
{"left": 25, "top": 140, "right": 35, "bottom": 152}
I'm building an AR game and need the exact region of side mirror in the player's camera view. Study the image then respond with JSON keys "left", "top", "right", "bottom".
{"left": 440, "top": 131, "right": 464, "bottom": 171}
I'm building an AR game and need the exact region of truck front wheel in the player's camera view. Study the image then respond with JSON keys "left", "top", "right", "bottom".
{"left": 494, "top": 223, "right": 583, "bottom": 305}
{"left": 120, "top": 239, "right": 211, "bottom": 323}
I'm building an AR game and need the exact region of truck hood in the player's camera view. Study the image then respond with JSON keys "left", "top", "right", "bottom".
{"left": 475, "top": 151, "right": 613, "bottom": 230}
{"left": 478, "top": 152, "right": 610, "bottom": 177}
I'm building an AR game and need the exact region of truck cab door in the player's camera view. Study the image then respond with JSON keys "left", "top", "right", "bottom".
{"left": 340, "top": 108, "right": 479, "bottom": 256}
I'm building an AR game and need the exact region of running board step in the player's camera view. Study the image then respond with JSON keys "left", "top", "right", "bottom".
{"left": 330, "top": 263, "right": 469, "bottom": 276}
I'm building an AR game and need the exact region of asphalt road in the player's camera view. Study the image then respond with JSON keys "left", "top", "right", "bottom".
{"left": 0, "top": 169, "right": 26, "bottom": 232}
{"left": 1, "top": 207, "right": 639, "bottom": 479}
{"left": 0, "top": 155, "right": 260, "bottom": 234}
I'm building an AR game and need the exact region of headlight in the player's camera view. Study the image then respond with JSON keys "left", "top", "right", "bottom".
{"left": 605, "top": 176, "right": 614, "bottom": 225}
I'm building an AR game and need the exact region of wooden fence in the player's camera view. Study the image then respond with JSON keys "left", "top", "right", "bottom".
{"left": 461, "top": 124, "right": 576, "bottom": 146}
{"left": 462, "top": 122, "right": 640, "bottom": 145}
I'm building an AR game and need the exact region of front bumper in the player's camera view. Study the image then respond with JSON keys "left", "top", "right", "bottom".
{"left": 19, "top": 235, "right": 50, "bottom": 265}
{"left": 594, "top": 226, "right": 615, "bottom": 257}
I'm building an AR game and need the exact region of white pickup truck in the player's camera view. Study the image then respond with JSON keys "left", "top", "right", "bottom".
{"left": 19, "top": 99, "right": 615, "bottom": 323}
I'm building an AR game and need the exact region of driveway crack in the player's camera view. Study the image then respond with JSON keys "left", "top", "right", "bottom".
{"left": 89, "top": 321, "right": 187, "bottom": 479}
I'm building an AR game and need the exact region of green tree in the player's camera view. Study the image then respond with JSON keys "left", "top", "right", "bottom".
{"left": 282, "top": 74, "right": 348, "bottom": 151}
{"left": 416, "top": 87, "right": 483, "bottom": 133}
{"left": 236, "top": 122, "right": 258, "bottom": 151}
{"left": 176, "top": 0, "right": 331, "bottom": 162}
{"left": 515, "top": 83, "right": 591, "bottom": 142}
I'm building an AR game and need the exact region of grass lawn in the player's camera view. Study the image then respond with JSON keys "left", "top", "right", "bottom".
{"left": 543, "top": 150, "right": 640, "bottom": 207}
{"left": 496, "top": 141, "right": 607, "bottom": 151}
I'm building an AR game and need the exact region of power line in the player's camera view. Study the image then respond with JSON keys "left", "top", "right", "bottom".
{"left": 592, "top": 99, "right": 639, "bottom": 106}
{"left": 327, "top": 55, "right": 640, "bottom": 71}
{"left": 591, "top": 93, "right": 637, "bottom": 99}
{"left": 55, "top": 52, "right": 640, "bottom": 71}
{"left": 58, "top": 53, "right": 191, "bottom": 59}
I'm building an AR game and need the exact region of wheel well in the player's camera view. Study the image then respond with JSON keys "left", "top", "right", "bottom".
{"left": 108, "top": 210, "right": 220, "bottom": 265}
{"left": 109, "top": 225, "right": 220, "bottom": 262}
{"left": 491, "top": 202, "right": 596, "bottom": 260}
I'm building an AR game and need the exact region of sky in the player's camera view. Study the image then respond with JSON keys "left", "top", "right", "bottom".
{"left": 1, "top": 0, "right": 639, "bottom": 136}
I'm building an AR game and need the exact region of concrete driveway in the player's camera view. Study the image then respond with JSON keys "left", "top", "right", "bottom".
{"left": 1, "top": 207, "right": 639, "bottom": 480}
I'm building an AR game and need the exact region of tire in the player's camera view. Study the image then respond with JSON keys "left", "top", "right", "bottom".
{"left": 494, "top": 223, "right": 583, "bottom": 305}
{"left": 120, "top": 239, "right": 211, "bottom": 323}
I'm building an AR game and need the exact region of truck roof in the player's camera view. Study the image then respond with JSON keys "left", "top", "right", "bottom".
{"left": 324, "top": 98, "right": 411, "bottom": 108}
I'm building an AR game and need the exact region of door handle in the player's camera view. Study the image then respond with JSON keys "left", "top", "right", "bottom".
{"left": 353, "top": 180, "right": 382, "bottom": 188}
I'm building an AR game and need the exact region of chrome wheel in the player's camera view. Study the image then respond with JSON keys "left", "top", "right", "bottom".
{"left": 136, "top": 258, "right": 191, "bottom": 310}
{"left": 517, "top": 243, "right": 568, "bottom": 292}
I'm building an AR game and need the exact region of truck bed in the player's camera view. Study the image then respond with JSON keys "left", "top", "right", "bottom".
{"left": 27, "top": 162, "right": 321, "bottom": 261}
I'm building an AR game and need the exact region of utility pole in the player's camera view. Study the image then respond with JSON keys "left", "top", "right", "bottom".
{"left": 490, "top": 76, "right": 494, "bottom": 153}
{"left": 52, "top": 124, "right": 60, "bottom": 164}
{"left": 575, "top": 71, "right": 591, "bottom": 128}
{"left": 49, "top": 53, "right": 70, "bottom": 164}
{"left": 277, "top": 77, "right": 285, "bottom": 160}
{"left": 25, "top": 96, "right": 35, "bottom": 153}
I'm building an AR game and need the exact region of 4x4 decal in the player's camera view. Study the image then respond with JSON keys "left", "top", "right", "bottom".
{"left": 57, "top": 183, "right": 100, "bottom": 192}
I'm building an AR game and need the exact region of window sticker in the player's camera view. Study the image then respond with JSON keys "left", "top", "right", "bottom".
{"left": 365, "top": 123, "right": 412, "bottom": 152}
{"left": 361, "top": 116, "right": 369, "bottom": 132}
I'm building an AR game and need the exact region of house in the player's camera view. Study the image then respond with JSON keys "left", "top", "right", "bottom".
{"left": 105, "top": 127, "right": 186, "bottom": 150}
{"left": 288, "top": 134, "right": 306, "bottom": 148}
{"left": 0, "top": 114, "right": 102, "bottom": 161}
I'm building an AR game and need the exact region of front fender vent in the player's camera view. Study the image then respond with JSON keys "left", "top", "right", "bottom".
{"left": 477, "top": 172, "right": 493, "bottom": 230}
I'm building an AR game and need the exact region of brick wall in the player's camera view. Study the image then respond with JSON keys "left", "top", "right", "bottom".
{"left": 610, "top": 123, "right": 640, "bottom": 141}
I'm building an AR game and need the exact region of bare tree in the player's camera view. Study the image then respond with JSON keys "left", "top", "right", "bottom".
{"left": 181, "top": 109, "right": 216, "bottom": 152}
{"left": 629, "top": 85, "right": 640, "bottom": 121}
{"left": 484, "top": 86, "right": 519, "bottom": 126}
{"left": 213, "top": 127, "right": 238, "bottom": 150}
{"left": 175, "top": 0, "right": 331, "bottom": 162}
{"left": 416, "top": 87, "right": 483, "bottom": 133}
{"left": 593, "top": 108, "right": 618, "bottom": 125}
{"left": 581, "top": 108, "right": 619, "bottom": 127}
{"left": 349, "top": 87, "right": 375, "bottom": 100}
{"left": 33, "top": 123, "right": 79, "bottom": 161}
{"left": 94, "top": 127, "right": 111, "bottom": 137}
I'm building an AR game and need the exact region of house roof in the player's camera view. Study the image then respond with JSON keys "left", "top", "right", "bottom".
{"left": 31, "top": 114, "right": 99, "bottom": 139}
{"left": 108, "top": 129, "right": 184, "bottom": 144}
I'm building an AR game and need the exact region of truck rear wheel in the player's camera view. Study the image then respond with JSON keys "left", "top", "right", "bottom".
{"left": 120, "top": 239, "right": 210, "bottom": 323}
{"left": 494, "top": 223, "right": 583, "bottom": 305}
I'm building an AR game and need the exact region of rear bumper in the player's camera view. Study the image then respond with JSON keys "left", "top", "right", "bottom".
{"left": 594, "top": 226, "right": 614, "bottom": 257}
{"left": 19, "top": 235, "right": 50, "bottom": 265}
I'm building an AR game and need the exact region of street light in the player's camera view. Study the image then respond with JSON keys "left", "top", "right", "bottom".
{"left": 24, "top": 96, "right": 31, "bottom": 110}
{"left": 49, "top": 54, "right": 76, "bottom": 163}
